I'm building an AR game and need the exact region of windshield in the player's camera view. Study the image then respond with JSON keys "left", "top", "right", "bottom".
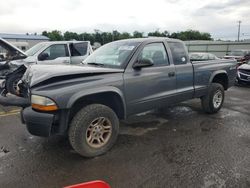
{"left": 25, "top": 43, "right": 48, "bottom": 56}
{"left": 229, "top": 50, "right": 246, "bottom": 56}
{"left": 83, "top": 40, "right": 141, "bottom": 68}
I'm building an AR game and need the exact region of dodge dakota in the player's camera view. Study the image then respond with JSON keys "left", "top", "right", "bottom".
{"left": 19, "top": 38, "right": 237, "bottom": 157}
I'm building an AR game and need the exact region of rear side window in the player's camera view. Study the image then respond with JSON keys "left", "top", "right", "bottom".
{"left": 70, "top": 42, "right": 88, "bottom": 56}
{"left": 168, "top": 42, "right": 188, "bottom": 65}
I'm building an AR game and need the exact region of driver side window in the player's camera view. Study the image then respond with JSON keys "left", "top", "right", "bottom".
{"left": 138, "top": 43, "right": 169, "bottom": 66}
{"left": 41, "top": 44, "right": 68, "bottom": 60}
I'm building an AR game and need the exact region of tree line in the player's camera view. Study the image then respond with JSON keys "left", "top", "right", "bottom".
{"left": 42, "top": 29, "right": 212, "bottom": 45}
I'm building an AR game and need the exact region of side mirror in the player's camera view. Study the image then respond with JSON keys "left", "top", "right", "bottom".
{"left": 133, "top": 58, "right": 154, "bottom": 69}
{"left": 38, "top": 52, "right": 49, "bottom": 61}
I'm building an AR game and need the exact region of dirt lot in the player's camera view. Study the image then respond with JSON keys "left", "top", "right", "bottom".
{"left": 0, "top": 86, "right": 250, "bottom": 188}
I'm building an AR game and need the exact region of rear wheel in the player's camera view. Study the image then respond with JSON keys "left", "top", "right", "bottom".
{"left": 69, "top": 104, "right": 119, "bottom": 157}
{"left": 201, "top": 83, "right": 224, "bottom": 114}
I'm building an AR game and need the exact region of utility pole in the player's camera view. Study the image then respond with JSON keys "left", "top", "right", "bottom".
{"left": 237, "top": 20, "right": 241, "bottom": 41}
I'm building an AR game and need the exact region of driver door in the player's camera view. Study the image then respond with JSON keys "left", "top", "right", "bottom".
{"left": 124, "top": 42, "right": 177, "bottom": 115}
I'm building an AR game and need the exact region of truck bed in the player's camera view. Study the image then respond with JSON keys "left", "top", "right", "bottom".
{"left": 192, "top": 59, "right": 237, "bottom": 97}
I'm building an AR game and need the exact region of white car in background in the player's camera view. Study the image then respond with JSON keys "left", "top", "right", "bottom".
{"left": 0, "top": 38, "right": 93, "bottom": 95}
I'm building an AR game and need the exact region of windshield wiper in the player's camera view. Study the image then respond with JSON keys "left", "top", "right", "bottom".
{"left": 87, "top": 62, "right": 104, "bottom": 67}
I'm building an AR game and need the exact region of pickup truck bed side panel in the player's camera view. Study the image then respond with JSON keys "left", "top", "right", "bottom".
{"left": 192, "top": 60, "right": 237, "bottom": 97}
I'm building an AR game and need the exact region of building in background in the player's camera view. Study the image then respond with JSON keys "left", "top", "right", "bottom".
{"left": 0, "top": 33, "right": 49, "bottom": 51}
{"left": 185, "top": 40, "right": 250, "bottom": 57}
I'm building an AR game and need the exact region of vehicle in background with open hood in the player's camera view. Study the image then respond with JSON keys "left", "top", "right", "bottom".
{"left": 0, "top": 38, "right": 93, "bottom": 96}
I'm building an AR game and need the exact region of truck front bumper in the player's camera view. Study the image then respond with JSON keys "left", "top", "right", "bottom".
{"left": 22, "top": 107, "right": 55, "bottom": 137}
{"left": 0, "top": 95, "right": 30, "bottom": 107}
{"left": 22, "top": 107, "right": 70, "bottom": 137}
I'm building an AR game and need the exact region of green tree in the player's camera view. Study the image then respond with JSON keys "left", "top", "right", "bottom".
{"left": 119, "top": 32, "right": 131, "bottom": 40}
{"left": 42, "top": 30, "right": 64, "bottom": 41}
{"left": 42, "top": 31, "right": 48, "bottom": 37}
{"left": 64, "top": 31, "right": 79, "bottom": 40}
{"left": 170, "top": 30, "right": 212, "bottom": 41}
{"left": 79, "top": 33, "right": 95, "bottom": 44}
{"left": 42, "top": 29, "right": 212, "bottom": 42}
{"left": 148, "top": 30, "right": 170, "bottom": 37}
{"left": 133, "top": 31, "right": 143, "bottom": 38}
{"left": 112, "top": 30, "right": 121, "bottom": 41}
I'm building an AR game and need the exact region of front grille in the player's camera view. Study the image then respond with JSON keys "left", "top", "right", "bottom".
{"left": 239, "top": 69, "right": 250, "bottom": 75}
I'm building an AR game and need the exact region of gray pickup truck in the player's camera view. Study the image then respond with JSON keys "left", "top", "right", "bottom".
{"left": 20, "top": 38, "right": 237, "bottom": 157}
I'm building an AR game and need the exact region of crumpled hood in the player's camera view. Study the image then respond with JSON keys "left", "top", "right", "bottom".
{"left": 24, "top": 64, "right": 124, "bottom": 87}
{"left": 0, "top": 38, "right": 27, "bottom": 57}
{"left": 238, "top": 63, "right": 250, "bottom": 70}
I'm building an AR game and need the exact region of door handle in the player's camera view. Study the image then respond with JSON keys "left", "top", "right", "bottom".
{"left": 168, "top": 72, "right": 175, "bottom": 77}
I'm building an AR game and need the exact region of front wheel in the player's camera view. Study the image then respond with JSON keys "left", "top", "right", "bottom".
{"left": 201, "top": 83, "right": 224, "bottom": 114}
{"left": 6, "top": 73, "right": 23, "bottom": 96}
{"left": 69, "top": 104, "right": 119, "bottom": 157}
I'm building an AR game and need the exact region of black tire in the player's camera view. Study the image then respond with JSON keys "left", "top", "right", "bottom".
{"left": 0, "top": 88, "right": 7, "bottom": 97}
{"left": 69, "top": 104, "right": 119, "bottom": 157}
{"left": 201, "top": 83, "right": 224, "bottom": 114}
{"left": 6, "top": 73, "right": 23, "bottom": 95}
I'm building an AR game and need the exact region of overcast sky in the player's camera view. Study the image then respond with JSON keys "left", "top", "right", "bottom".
{"left": 0, "top": 0, "right": 250, "bottom": 40}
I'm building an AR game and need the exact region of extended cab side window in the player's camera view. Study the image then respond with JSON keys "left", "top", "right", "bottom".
{"left": 42, "top": 44, "right": 68, "bottom": 60}
{"left": 70, "top": 42, "right": 88, "bottom": 56}
{"left": 168, "top": 42, "right": 188, "bottom": 65}
{"left": 138, "top": 43, "right": 169, "bottom": 66}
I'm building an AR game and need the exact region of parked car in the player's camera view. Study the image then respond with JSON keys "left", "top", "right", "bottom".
{"left": 236, "top": 60, "right": 250, "bottom": 85}
{"left": 189, "top": 52, "right": 219, "bottom": 61}
{"left": 16, "top": 38, "right": 236, "bottom": 157}
{"left": 224, "top": 49, "right": 250, "bottom": 65}
{"left": 0, "top": 38, "right": 93, "bottom": 95}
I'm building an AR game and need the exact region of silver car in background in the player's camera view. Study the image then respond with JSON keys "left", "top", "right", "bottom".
{"left": 0, "top": 38, "right": 93, "bottom": 95}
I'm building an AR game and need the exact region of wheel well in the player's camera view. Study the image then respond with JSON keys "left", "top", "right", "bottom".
{"left": 212, "top": 73, "right": 228, "bottom": 90}
{"left": 7, "top": 65, "right": 26, "bottom": 78}
{"left": 69, "top": 92, "right": 125, "bottom": 121}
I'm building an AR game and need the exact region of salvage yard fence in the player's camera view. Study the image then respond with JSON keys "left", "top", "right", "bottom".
{"left": 185, "top": 40, "right": 250, "bottom": 57}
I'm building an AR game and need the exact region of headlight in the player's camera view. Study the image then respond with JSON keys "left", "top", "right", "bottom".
{"left": 31, "top": 95, "right": 58, "bottom": 111}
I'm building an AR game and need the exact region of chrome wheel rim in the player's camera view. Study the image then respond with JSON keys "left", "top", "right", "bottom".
{"left": 213, "top": 90, "right": 223, "bottom": 108}
{"left": 86, "top": 117, "right": 112, "bottom": 148}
